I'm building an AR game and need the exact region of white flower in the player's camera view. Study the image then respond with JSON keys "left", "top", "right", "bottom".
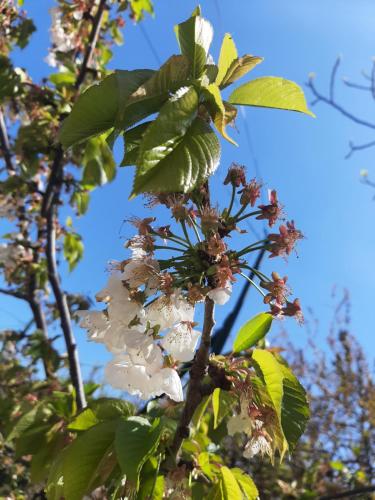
{"left": 76, "top": 310, "right": 109, "bottom": 341}
{"left": 161, "top": 322, "right": 201, "bottom": 362}
{"left": 146, "top": 292, "right": 194, "bottom": 331}
{"left": 121, "top": 256, "right": 159, "bottom": 292}
{"left": 96, "top": 274, "right": 128, "bottom": 303}
{"left": 128, "top": 342, "right": 164, "bottom": 374}
{"left": 207, "top": 281, "right": 232, "bottom": 305}
{"left": 149, "top": 368, "right": 183, "bottom": 402}
{"left": 243, "top": 434, "right": 272, "bottom": 459}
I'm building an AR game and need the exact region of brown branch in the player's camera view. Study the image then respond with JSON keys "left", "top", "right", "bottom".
{"left": 0, "top": 108, "right": 15, "bottom": 173}
{"left": 170, "top": 297, "right": 215, "bottom": 462}
{"left": 319, "top": 485, "right": 375, "bottom": 499}
{"left": 40, "top": 0, "right": 108, "bottom": 411}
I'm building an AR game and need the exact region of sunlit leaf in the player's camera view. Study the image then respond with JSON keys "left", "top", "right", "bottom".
{"left": 229, "top": 76, "right": 315, "bottom": 116}
{"left": 216, "top": 33, "right": 238, "bottom": 87}
{"left": 203, "top": 83, "right": 237, "bottom": 145}
{"left": 233, "top": 313, "right": 272, "bottom": 353}
{"left": 231, "top": 468, "right": 259, "bottom": 500}
{"left": 220, "top": 55, "right": 263, "bottom": 89}
{"left": 220, "top": 466, "right": 243, "bottom": 499}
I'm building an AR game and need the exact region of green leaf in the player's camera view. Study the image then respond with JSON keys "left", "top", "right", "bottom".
{"left": 220, "top": 466, "right": 243, "bottom": 500}
{"left": 219, "top": 55, "right": 263, "bottom": 90}
{"left": 132, "top": 116, "right": 220, "bottom": 195}
{"left": 231, "top": 468, "right": 259, "bottom": 500}
{"left": 115, "top": 416, "right": 162, "bottom": 489}
{"left": 174, "top": 11, "right": 213, "bottom": 78}
{"left": 203, "top": 83, "right": 237, "bottom": 145}
{"left": 137, "top": 86, "right": 198, "bottom": 171}
{"left": 50, "top": 72, "right": 76, "bottom": 87}
{"left": 68, "top": 398, "right": 135, "bottom": 431}
{"left": 82, "top": 135, "right": 116, "bottom": 187}
{"left": 278, "top": 360, "right": 310, "bottom": 452}
{"left": 211, "top": 388, "right": 236, "bottom": 430}
{"left": 72, "top": 191, "right": 90, "bottom": 215}
{"left": 252, "top": 349, "right": 284, "bottom": 422}
{"left": 59, "top": 69, "right": 154, "bottom": 148}
{"left": 216, "top": 33, "right": 238, "bottom": 87}
{"left": 123, "top": 55, "right": 191, "bottom": 130}
{"left": 68, "top": 408, "right": 99, "bottom": 431}
{"left": 6, "top": 402, "right": 51, "bottom": 442}
{"left": 63, "top": 232, "right": 84, "bottom": 272}
{"left": 228, "top": 76, "right": 315, "bottom": 117}
{"left": 233, "top": 313, "right": 273, "bottom": 353}
{"left": 30, "top": 428, "right": 65, "bottom": 483}
{"left": 129, "top": 0, "right": 154, "bottom": 21}
{"left": 62, "top": 421, "right": 117, "bottom": 500}
{"left": 121, "top": 121, "right": 152, "bottom": 166}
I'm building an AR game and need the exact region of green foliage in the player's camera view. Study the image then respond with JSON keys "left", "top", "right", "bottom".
{"left": 233, "top": 313, "right": 273, "bottom": 352}
{"left": 63, "top": 231, "right": 84, "bottom": 271}
{"left": 60, "top": 8, "right": 313, "bottom": 197}
{"left": 229, "top": 76, "right": 316, "bottom": 116}
{"left": 115, "top": 416, "right": 162, "bottom": 489}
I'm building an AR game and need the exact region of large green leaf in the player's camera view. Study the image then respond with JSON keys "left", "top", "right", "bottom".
{"left": 121, "top": 121, "right": 153, "bottom": 166}
{"left": 62, "top": 421, "right": 117, "bottom": 500}
{"left": 229, "top": 76, "right": 315, "bottom": 116}
{"left": 233, "top": 313, "right": 273, "bottom": 353}
{"left": 252, "top": 349, "right": 284, "bottom": 421}
{"left": 59, "top": 69, "right": 154, "bottom": 148}
{"left": 82, "top": 135, "right": 116, "bottom": 187}
{"left": 216, "top": 33, "right": 238, "bottom": 87}
{"left": 115, "top": 416, "right": 162, "bottom": 489}
{"left": 174, "top": 10, "right": 213, "bottom": 78}
{"left": 132, "top": 116, "right": 220, "bottom": 196}
{"left": 123, "top": 55, "right": 191, "bottom": 130}
{"left": 68, "top": 398, "right": 135, "bottom": 431}
{"left": 231, "top": 468, "right": 258, "bottom": 500}
{"left": 137, "top": 86, "right": 198, "bottom": 171}
{"left": 279, "top": 360, "right": 310, "bottom": 452}
{"left": 6, "top": 402, "right": 51, "bottom": 442}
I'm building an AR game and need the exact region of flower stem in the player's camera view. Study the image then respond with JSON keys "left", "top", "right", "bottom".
{"left": 154, "top": 245, "right": 184, "bottom": 253}
{"left": 189, "top": 216, "right": 202, "bottom": 242}
{"left": 236, "top": 210, "right": 262, "bottom": 223}
{"left": 181, "top": 220, "right": 193, "bottom": 247}
{"left": 227, "top": 184, "right": 236, "bottom": 217}
{"left": 239, "top": 272, "right": 266, "bottom": 297}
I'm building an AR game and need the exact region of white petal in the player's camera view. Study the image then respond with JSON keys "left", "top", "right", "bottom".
{"left": 207, "top": 282, "right": 232, "bottom": 305}
{"left": 161, "top": 323, "right": 201, "bottom": 362}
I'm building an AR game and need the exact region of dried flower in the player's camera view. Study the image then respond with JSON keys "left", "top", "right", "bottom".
{"left": 256, "top": 189, "right": 283, "bottom": 227}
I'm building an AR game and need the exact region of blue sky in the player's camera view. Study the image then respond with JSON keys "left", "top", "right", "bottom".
{"left": 2, "top": 0, "right": 375, "bottom": 380}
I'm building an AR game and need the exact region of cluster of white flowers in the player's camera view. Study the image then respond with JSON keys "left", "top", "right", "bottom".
{"left": 77, "top": 249, "right": 202, "bottom": 402}
{"left": 227, "top": 397, "right": 272, "bottom": 459}
{"left": 0, "top": 242, "right": 28, "bottom": 274}
{"left": 45, "top": 8, "right": 75, "bottom": 67}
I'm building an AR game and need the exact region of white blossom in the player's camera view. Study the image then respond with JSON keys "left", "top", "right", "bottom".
{"left": 161, "top": 322, "right": 201, "bottom": 362}
{"left": 243, "top": 434, "right": 272, "bottom": 459}
{"left": 146, "top": 292, "right": 194, "bottom": 331}
{"left": 207, "top": 281, "right": 232, "bottom": 305}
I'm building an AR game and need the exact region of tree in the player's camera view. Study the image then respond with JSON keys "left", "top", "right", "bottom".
{"left": 0, "top": 2, "right": 316, "bottom": 497}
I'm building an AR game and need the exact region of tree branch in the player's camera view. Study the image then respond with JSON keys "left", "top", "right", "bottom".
{"left": 211, "top": 247, "right": 266, "bottom": 354}
{"left": 40, "top": 0, "right": 108, "bottom": 410}
{"left": 170, "top": 297, "right": 215, "bottom": 461}
{"left": 0, "top": 108, "right": 15, "bottom": 173}
{"left": 319, "top": 485, "right": 375, "bottom": 499}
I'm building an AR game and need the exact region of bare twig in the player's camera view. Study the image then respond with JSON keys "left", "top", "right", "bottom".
{"left": 319, "top": 485, "right": 375, "bottom": 499}
{"left": 170, "top": 297, "right": 215, "bottom": 461}
{"left": 345, "top": 139, "right": 375, "bottom": 159}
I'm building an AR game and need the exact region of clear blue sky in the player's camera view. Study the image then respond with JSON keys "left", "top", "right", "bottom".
{"left": 2, "top": 0, "right": 375, "bottom": 380}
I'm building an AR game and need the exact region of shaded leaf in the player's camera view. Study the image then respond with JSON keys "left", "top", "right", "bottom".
{"left": 115, "top": 416, "right": 161, "bottom": 489}
{"left": 132, "top": 117, "right": 220, "bottom": 196}
{"left": 121, "top": 121, "right": 152, "bottom": 166}
{"left": 233, "top": 313, "right": 273, "bottom": 353}
{"left": 228, "top": 76, "right": 315, "bottom": 116}
{"left": 203, "top": 83, "right": 237, "bottom": 145}
{"left": 59, "top": 69, "right": 154, "bottom": 147}
{"left": 82, "top": 135, "right": 116, "bottom": 187}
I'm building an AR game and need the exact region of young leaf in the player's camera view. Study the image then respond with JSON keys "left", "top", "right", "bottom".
{"left": 228, "top": 76, "right": 315, "bottom": 116}
{"left": 121, "top": 121, "right": 153, "bottom": 166}
{"left": 63, "top": 232, "right": 84, "bottom": 272}
{"left": 216, "top": 33, "right": 238, "bottom": 87}
{"left": 174, "top": 10, "right": 213, "bottom": 78}
{"left": 122, "top": 55, "right": 191, "bottom": 130}
{"left": 231, "top": 468, "right": 259, "bottom": 500}
{"left": 68, "top": 408, "right": 99, "bottom": 431}
{"left": 220, "top": 466, "right": 243, "bottom": 500}
{"left": 233, "top": 313, "right": 272, "bottom": 353}
{"left": 212, "top": 388, "right": 220, "bottom": 429}
{"left": 219, "top": 55, "right": 263, "bottom": 89}
{"left": 131, "top": 117, "right": 220, "bottom": 196}
{"left": 62, "top": 421, "right": 117, "bottom": 500}
{"left": 203, "top": 83, "right": 237, "bottom": 145}
{"left": 211, "top": 388, "right": 236, "bottom": 430}
{"left": 115, "top": 416, "right": 162, "bottom": 489}
{"left": 136, "top": 86, "right": 199, "bottom": 172}
{"left": 59, "top": 69, "right": 154, "bottom": 148}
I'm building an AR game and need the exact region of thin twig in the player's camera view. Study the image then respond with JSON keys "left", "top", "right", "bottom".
{"left": 345, "top": 139, "right": 375, "bottom": 159}
{"left": 319, "top": 485, "right": 375, "bottom": 499}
